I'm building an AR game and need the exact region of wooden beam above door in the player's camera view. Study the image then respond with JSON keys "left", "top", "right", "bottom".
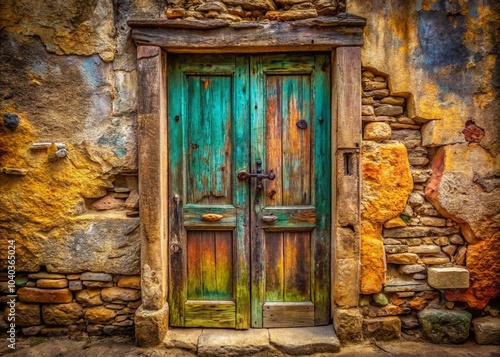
{"left": 128, "top": 15, "right": 366, "bottom": 52}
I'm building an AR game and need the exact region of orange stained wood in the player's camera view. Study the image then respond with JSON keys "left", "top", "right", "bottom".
{"left": 187, "top": 231, "right": 233, "bottom": 300}
{"left": 265, "top": 232, "right": 311, "bottom": 303}
{"left": 265, "top": 75, "right": 311, "bottom": 207}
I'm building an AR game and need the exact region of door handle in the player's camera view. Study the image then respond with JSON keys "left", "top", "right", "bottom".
{"left": 237, "top": 170, "right": 275, "bottom": 181}
{"left": 237, "top": 159, "right": 275, "bottom": 182}
{"left": 238, "top": 160, "right": 275, "bottom": 195}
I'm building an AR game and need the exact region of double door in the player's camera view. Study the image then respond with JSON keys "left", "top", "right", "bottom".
{"left": 168, "top": 53, "right": 331, "bottom": 329}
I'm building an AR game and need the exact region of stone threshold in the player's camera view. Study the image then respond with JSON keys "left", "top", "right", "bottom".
{"left": 162, "top": 324, "right": 341, "bottom": 356}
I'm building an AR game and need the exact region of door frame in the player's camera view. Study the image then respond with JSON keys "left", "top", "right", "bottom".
{"left": 130, "top": 16, "right": 366, "bottom": 346}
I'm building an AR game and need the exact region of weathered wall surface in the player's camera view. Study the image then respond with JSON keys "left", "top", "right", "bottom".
{"left": 0, "top": 0, "right": 165, "bottom": 274}
{"left": 352, "top": 0, "right": 500, "bottom": 343}
{"left": 0, "top": 0, "right": 499, "bottom": 343}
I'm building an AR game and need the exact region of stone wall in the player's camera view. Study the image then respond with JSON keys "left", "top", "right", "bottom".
{"left": 359, "top": 69, "right": 499, "bottom": 343}
{"left": 1, "top": 271, "right": 140, "bottom": 337}
{"left": 165, "top": 0, "right": 345, "bottom": 21}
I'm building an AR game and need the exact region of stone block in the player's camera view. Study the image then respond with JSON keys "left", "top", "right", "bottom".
{"left": 334, "top": 226, "right": 359, "bottom": 260}
{"left": 374, "top": 104, "right": 403, "bottom": 117}
{"left": 427, "top": 266, "right": 469, "bottom": 289}
{"left": 333, "top": 308, "right": 363, "bottom": 343}
{"left": 83, "top": 281, "right": 113, "bottom": 288}
{"left": 80, "top": 272, "right": 113, "bottom": 282}
{"left": 37, "top": 279, "right": 68, "bottom": 288}
{"left": 385, "top": 245, "right": 408, "bottom": 254}
{"left": 101, "top": 287, "right": 141, "bottom": 302}
{"left": 85, "top": 306, "right": 117, "bottom": 324}
{"left": 383, "top": 226, "right": 459, "bottom": 238}
{"left": 386, "top": 253, "right": 418, "bottom": 264}
{"left": 371, "top": 292, "right": 389, "bottom": 306}
{"left": 75, "top": 288, "right": 103, "bottom": 306}
{"left": 362, "top": 316, "right": 401, "bottom": 341}
{"left": 473, "top": 316, "right": 500, "bottom": 345}
{"left": 22, "top": 325, "right": 44, "bottom": 336}
{"left": 419, "top": 217, "right": 447, "bottom": 227}
{"left": 399, "top": 264, "right": 425, "bottom": 275}
{"left": 400, "top": 315, "right": 419, "bottom": 329}
{"left": 363, "top": 122, "right": 391, "bottom": 142}
{"left": 269, "top": 325, "right": 340, "bottom": 355}
{"left": 408, "top": 245, "right": 441, "bottom": 255}
{"left": 6, "top": 302, "right": 41, "bottom": 326}
{"left": 18, "top": 288, "right": 73, "bottom": 303}
{"left": 28, "top": 272, "right": 66, "bottom": 279}
{"left": 418, "top": 309, "right": 471, "bottom": 344}
{"left": 68, "top": 280, "right": 83, "bottom": 291}
{"left": 42, "top": 303, "right": 83, "bottom": 326}
{"left": 135, "top": 303, "right": 170, "bottom": 347}
{"left": 44, "top": 216, "right": 140, "bottom": 275}
{"left": 381, "top": 96, "right": 405, "bottom": 106}
{"left": 164, "top": 328, "right": 202, "bottom": 352}
{"left": 363, "top": 89, "right": 389, "bottom": 98}
{"left": 363, "top": 80, "right": 387, "bottom": 91}
{"left": 198, "top": 327, "right": 272, "bottom": 356}
{"left": 384, "top": 279, "right": 432, "bottom": 293}
{"left": 421, "top": 256, "right": 450, "bottom": 265}
{"left": 362, "top": 105, "right": 374, "bottom": 116}
{"left": 117, "top": 275, "right": 141, "bottom": 289}
{"left": 333, "top": 258, "right": 360, "bottom": 307}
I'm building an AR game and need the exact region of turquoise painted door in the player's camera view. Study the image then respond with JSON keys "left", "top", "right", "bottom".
{"left": 168, "top": 53, "right": 331, "bottom": 329}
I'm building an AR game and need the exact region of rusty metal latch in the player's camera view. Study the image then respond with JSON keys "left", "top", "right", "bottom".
{"left": 238, "top": 160, "right": 275, "bottom": 188}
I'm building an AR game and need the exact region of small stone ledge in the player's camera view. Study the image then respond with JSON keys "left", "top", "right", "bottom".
{"left": 162, "top": 326, "right": 341, "bottom": 356}
{"left": 269, "top": 325, "right": 340, "bottom": 355}
{"left": 427, "top": 266, "right": 469, "bottom": 289}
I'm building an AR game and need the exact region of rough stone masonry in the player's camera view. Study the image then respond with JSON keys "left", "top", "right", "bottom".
{"left": 0, "top": 0, "right": 499, "bottom": 347}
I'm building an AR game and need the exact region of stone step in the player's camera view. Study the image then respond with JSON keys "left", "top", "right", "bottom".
{"left": 163, "top": 325, "right": 341, "bottom": 356}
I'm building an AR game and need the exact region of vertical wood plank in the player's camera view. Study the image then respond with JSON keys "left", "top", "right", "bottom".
{"left": 201, "top": 231, "right": 217, "bottom": 299}
{"left": 333, "top": 47, "right": 361, "bottom": 149}
{"left": 284, "top": 232, "right": 311, "bottom": 302}
{"left": 313, "top": 54, "right": 332, "bottom": 324}
{"left": 265, "top": 232, "right": 284, "bottom": 302}
{"left": 265, "top": 76, "right": 283, "bottom": 206}
{"left": 187, "top": 76, "right": 204, "bottom": 204}
{"left": 187, "top": 76, "right": 232, "bottom": 205}
{"left": 234, "top": 55, "right": 251, "bottom": 329}
{"left": 187, "top": 231, "right": 203, "bottom": 300}
{"left": 215, "top": 231, "right": 233, "bottom": 300}
{"left": 168, "top": 52, "right": 188, "bottom": 326}
{"left": 281, "top": 75, "right": 311, "bottom": 206}
{"left": 250, "top": 55, "right": 266, "bottom": 328}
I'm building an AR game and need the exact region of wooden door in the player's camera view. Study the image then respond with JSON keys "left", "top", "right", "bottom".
{"left": 250, "top": 54, "right": 331, "bottom": 328}
{"left": 167, "top": 53, "right": 331, "bottom": 329}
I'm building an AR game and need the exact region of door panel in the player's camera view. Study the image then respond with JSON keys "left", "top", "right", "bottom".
{"left": 250, "top": 54, "right": 331, "bottom": 328}
{"left": 168, "top": 53, "right": 330, "bottom": 330}
{"left": 168, "top": 54, "right": 250, "bottom": 329}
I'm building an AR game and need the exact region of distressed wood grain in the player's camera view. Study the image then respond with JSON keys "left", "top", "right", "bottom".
{"left": 184, "top": 301, "right": 236, "bottom": 328}
{"left": 263, "top": 302, "right": 314, "bottom": 328}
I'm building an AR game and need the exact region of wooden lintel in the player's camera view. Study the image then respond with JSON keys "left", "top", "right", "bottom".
{"left": 129, "top": 17, "right": 365, "bottom": 51}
